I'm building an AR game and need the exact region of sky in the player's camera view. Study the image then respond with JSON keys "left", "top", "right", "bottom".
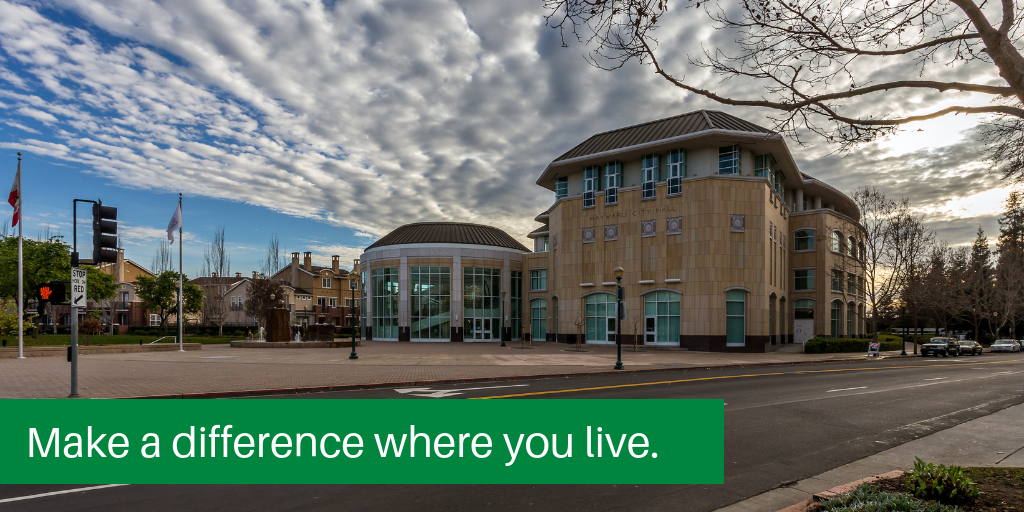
{"left": 0, "top": 0, "right": 1017, "bottom": 277}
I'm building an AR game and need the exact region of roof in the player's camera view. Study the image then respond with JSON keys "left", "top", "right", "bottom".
{"left": 365, "top": 222, "right": 530, "bottom": 252}
{"left": 190, "top": 276, "right": 244, "bottom": 286}
{"left": 554, "top": 110, "right": 774, "bottom": 162}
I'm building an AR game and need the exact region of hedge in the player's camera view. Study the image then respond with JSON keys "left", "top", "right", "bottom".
{"left": 804, "top": 336, "right": 903, "bottom": 354}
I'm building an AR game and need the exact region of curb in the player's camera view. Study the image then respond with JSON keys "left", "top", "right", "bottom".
{"left": 775, "top": 470, "right": 905, "bottom": 512}
{"left": 117, "top": 355, "right": 886, "bottom": 399}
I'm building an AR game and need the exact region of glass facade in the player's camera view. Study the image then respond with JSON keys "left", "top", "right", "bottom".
{"left": 644, "top": 291, "right": 680, "bottom": 344}
{"left": 371, "top": 268, "right": 399, "bottom": 340}
{"left": 531, "top": 299, "right": 547, "bottom": 342}
{"left": 511, "top": 270, "right": 522, "bottom": 340}
{"left": 464, "top": 267, "right": 501, "bottom": 341}
{"left": 726, "top": 290, "right": 745, "bottom": 346}
{"left": 409, "top": 266, "right": 451, "bottom": 341}
{"left": 585, "top": 293, "right": 617, "bottom": 343}
{"left": 667, "top": 149, "right": 685, "bottom": 195}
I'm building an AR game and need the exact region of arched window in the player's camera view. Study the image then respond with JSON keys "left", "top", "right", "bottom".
{"left": 794, "top": 299, "right": 814, "bottom": 320}
{"left": 644, "top": 291, "right": 681, "bottom": 344}
{"left": 769, "top": 293, "right": 777, "bottom": 346}
{"left": 585, "top": 294, "right": 617, "bottom": 343}
{"left": 831, "top": 231, "right": 842, "bottom": 253}
{"left": 831, "top": 300, "right": 843, "bottom": 338}
{"left": 794, "top": 229, "right": 815, "bottom": 251}
{"left": 847, "top": 302, "right": 855, "bottom": 339}
{"left": 726, "top": 290, "right": 746, "bottom": 346}
{"left": 847, "top": 236, "right": 856, "bottom": 258}
{"left": 530, "top": 299, "right": 547, "bottom": 342}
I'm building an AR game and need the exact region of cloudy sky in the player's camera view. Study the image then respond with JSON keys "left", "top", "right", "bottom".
{"left": 0, "top": 0, "right": 1015, "bottom": 276}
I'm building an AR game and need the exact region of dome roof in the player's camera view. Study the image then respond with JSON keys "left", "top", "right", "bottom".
{"left": 365, "top": 222, "right": 529, "bottom": 252}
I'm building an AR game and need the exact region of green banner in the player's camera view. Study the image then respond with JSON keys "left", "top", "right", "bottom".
{"left": 0, "top": 399, "right": 723, "bottom": 484}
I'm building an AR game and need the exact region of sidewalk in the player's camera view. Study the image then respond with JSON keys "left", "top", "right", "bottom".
{"left": 0, "top": 340, "right": 888, "bottom": 399}
{"left": 716, "top": 402, "right": 1024, "bottom": 511}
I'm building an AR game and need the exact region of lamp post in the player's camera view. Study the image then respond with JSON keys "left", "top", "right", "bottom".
{"left": 500, "top": 290, "right": 507, "bottom": 347}
{"left": 614, "top": 266, "right": 624, "bottom": 370}
{"left": 349, "top": 273, "right": 358, "bottom": 360}
{"left": 900, "top": 306, "right": 907, "bottom": 356}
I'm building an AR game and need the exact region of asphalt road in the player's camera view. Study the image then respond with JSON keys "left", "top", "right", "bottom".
{"left": 4, "top": 354, "right": 1024, "bottom": 512}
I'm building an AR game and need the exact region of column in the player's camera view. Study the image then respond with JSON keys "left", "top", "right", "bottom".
{"left": 795, "top": 189, "right": 804, "bottom": 212}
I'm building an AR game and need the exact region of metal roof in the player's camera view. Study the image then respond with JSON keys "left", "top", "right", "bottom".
{"left": 365, "top": 222, "right": 529, "bottom": 252}
{"left": 554, "top": 110, "right": 774, "bottom": 162}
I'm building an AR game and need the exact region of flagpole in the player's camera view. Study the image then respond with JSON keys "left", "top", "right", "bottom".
{"left": 178, "top": 193, "right": 184, "bottom": 352}
{"left": 16, "top": 152, "right": 24, "bottom": 359}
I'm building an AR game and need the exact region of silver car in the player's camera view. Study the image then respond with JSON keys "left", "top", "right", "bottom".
{"left": 991, "top": 339, "right": 1021, "bottom": 353}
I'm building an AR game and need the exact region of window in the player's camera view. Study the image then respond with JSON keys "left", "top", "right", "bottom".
{"left": 372, "top": 268, "right": 400, "bottom": 340}
{"left": 119, "top": 313, "right": 128, "bottom": 326}
{"left": 773, "top": 170, "right": 784, "bottom": 196}
{"left": 149, "top": 314, "right": 160, "bottom": 327}
{"left": 511, "top": 271, "right": 522, "bottom": 339}
{"left": 847, "top": 273, "right": 857, "bottom": 294}
{"left": 583, "top": 166, "right": 598, "bottom": 208}
{"left": 464, "top": 267, "right": 501, "bottom": 341}
{"left": 534, "top": 236, "right": 549, "bottom": 253}
{"left": 719, "top": 145, "right": 740, "bottom": 175}
{"left": 605, "top": 161, "right": 621, "bottom": 205}
{"left": 754, "top": 154, "right": 772, "bottom": 178}
{"left": 555, "top": 177, "right": 568, "bottom": 200}
{"left": 667, "top": 149, "right": 685, "bottom": 195}
{"left": 644, "top": 291, "right": 681, "bottom": 344}
{"left": 794, "top": 299, "right": 814, "bottom": 320}
{"left": 831, "top": 269, "right": 843, "bottom": 292}
{"left": 317, "top": 297, "right": 327, "bottom": 307}
{"left": 531, "top": 299, "right": 547, "bottom": 342}
{"left": 726, "top": 290, "right": 746, "bottom": 346}
{"left": 831, "top": 231, "right": 842, "bottom": 252}
{"left": 641, "top": 154, "right": 659, "bottom": 199}
{"left": 585, "top": 294, "right": 617, "bottom": 343}
{"left": 345, "top": 298, "right": 353, "bottom": 307}
{"left": 530, "top": 270, "right": 547, "bottom": 291}
{"left": 847, "top": 236, "right": 856, "bottom": 258}
{"left": 794, "top": 230, "right": 815, "bottom": 251}
{"left": 329, "top": 298, "right": 337, "bottom": 307}
{"left": 410, "top": 266, "right": 451, "bottom": 341}
{"left": 831, "top": 300, "right": 842, "bottom": 338}
{"left": 794, "top": 269, "right": 815, "bottom": 290}
{"left": 322, "top": 278, "right": 332, "bottom": 289}
{"left": 847, "top": 303, "right": 855, "bottom": 337}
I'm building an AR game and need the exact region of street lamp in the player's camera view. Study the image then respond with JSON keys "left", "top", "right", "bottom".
{"left": 614, "top": 266, "right": 624, "bottom": 370}
{"left": 349, "top": 273, "right": 358, "bottom": 360}
{"left": 500, "top": 290, "right": 507, "bottom": 347}
{"left": 900, "top": 307, "right": 907, "bottom": 356}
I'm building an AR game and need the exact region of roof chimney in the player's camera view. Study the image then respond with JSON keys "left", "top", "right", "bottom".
{"left": 235, "top": 272, "right": 241, "bottom": 278}
{"left": 212, "top": 272, "right": 218, "bottom": 278}
{"left": 303, "top": 252, "right": 312, "bottom": 272}
{"left": 252, "top": 271, "right": 258, "bottom": 280}
{"left": 332, "top": 255, "right": 340, "bottom": 274}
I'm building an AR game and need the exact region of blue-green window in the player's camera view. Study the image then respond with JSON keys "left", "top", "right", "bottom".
{"left": 583, "top": 166, "right": 598, "bottom": 208}
{"left": 644, "top": 291, "right": 680, "bottom": 344}
{"left": 585, "top": 294, "right": 617, "bottom": 343}
{"left": 831, "top": 300, "right": 842, "bottom": 338}
{"left": 794, "top": 230, "right": 815, "bottom": 251}
{"left": 409, "top": 266, "right": 451, "bottom": 341}
{"left": 511, "top": 271, "right": 522, "bottom": 340}
{"left": 726, "top": 290, "right": 746, "bottom": 346}
{"left": 371, "top": 268, "right": 399, "bottom": 340}
{"left": 719, "top": 145, "right": 740, "bottom": 175}
{"left": 641, "top": 154, "right": 659, "bottom": 199}
{"left": 530, "top": 269, "right": 547, "bottom": 291}
{"left": 667, "top": 150, "right": 685, "bottom": 195}
{"left": 605, "top": 161, "right": 621, "bottom": 205}
{"left": 555, "top": 177, "right": 568, "bottom": 200}
{"left": 794, "top": 269, "right": 815, "bottom": 290}
{"left": 531, "top": 299, "right": 547, "bottom": 342}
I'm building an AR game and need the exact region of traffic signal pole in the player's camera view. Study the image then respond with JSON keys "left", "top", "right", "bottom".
{"left": 70, "top": 305, "right": 79, "bottom": 398}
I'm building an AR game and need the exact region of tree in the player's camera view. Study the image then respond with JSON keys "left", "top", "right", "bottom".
{"left": 202, "top": 283, "right": 230, "bottom": 336}
{"left": 0, "top": 235, "right": 115, "bottom": 312}
{"left": 963, "top": 227, "right": 996, "bottom": 342}
{"left": 855, "top": 187, "right": 915, "bottom": 343}
{"left": 200, "top": 226, "right": 230, "bottom": 278}
{"left": 244, "top": 276, "right": 284, "bottom": 329}
{"left": 0, "top": 297, "right": 24, "bottom": 339}
{"left": 996, "top": 191, "right": 1024, "bottom": 338}
{"left": 136, "top": 271, "right": 203, "bottom": 334}
{"left": 260, "top": 233, "right": 285, "bottom": 278}
{"left": 152, "top": 241, "right": 173, "bottom": 274}
{"left": 546, "top": 0, "right": 1024, "bottom": 164}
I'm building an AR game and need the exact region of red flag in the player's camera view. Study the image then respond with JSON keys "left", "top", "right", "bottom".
{"left": 8, "top": 157, "right": 20, "bottom": 227}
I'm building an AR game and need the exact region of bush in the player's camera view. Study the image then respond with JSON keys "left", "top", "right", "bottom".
{"left": 820, "top": 484, "right": 956, "bottom": 512}
{"left": 79, "top": 316, "right": 103, "bottom": 336}
{"left": 804, "top": 336, "right": 903, "bottom": 353}
{"left": 907, "top": 457, "right": 979, "bottom": 505}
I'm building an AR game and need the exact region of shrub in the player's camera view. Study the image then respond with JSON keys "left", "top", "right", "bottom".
{"left": 907, "top": 457, "right": 979, "bottom": 504}
{"left": 79, "top": 316, "right": 104, "bottom": 336}
{"left": 820, "top": 484, "right": 956, "bottom": 511}
{"left": 804, "top": 336, "right": 903, "bottom": 353}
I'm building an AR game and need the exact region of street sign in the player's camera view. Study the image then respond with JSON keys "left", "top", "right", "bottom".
{"left": 71, "top": 267, "right": 87, "bottom": 308}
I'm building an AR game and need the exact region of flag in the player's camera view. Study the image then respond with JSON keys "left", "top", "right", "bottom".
{"left": 167, "top": 203, "right": 182, "bottom": 242}
{"left": 8, "top": 158, "right": 20, "bottom": 227}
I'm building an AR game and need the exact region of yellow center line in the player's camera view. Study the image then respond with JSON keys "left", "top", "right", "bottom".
{"left": 470, "top": 358, "right": 1024, "bottom": 399}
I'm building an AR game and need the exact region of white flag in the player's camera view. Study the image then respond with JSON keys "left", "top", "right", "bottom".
{"left": 167, "top": 203, "right": 182, "bottom": 242}
{"left": 8, "top": 158, "right": 20, "bottom": 227}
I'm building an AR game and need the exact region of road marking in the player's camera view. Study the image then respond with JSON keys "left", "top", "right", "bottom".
{"left": 0, "top": 485, "right": 129, "bottom": 504}
{"left": 923, "top": 377, "right": 947, "bottom": 381}
{"left": 200, "top": 356, "right": 237, "bottom": 359}
{"left": 992, "top": 371, "right": 1019, "bottom": 375}
{"left": 827, "top": 386, "right": 867, "bottom": 393}
{"left": 395, "top": 384, "right": 528, "bottom": 398}
{"left": 472, "top": 358, "right": 1024, "bottom": 399}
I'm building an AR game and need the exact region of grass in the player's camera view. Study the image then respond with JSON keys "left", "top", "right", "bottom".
{"left": 1, "top": 334, "right": 240, "bottom": 346}
{"left": 820, "top": 485, "right": 958, "bottom": 512}
{"left": 867, "top": 467, "right": 1024, "bottom": 512}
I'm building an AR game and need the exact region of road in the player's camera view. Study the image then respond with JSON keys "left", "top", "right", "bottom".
{"left": 3, "top": 354, "right": 1024, "bottom": 512}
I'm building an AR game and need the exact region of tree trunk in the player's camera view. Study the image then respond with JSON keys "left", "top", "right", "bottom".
{"left": 218, "top": 323, "right": 223, "bottom": 336}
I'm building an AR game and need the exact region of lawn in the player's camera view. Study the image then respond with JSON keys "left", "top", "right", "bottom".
{"left": 1, "top": 334, "right": 240, "bottom": 346}
{"left": 861, "top": 467, "right": 1024, "bottom": 511}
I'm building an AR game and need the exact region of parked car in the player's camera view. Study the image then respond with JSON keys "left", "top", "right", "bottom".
{"left": 991, "top": 339, "right": 1022, "bottom": 353}
{"left": 958, "top": 340, "right": 983, "bottom": 356}
{"left": 921, "top": 337, "right": 961, "bottom": 357}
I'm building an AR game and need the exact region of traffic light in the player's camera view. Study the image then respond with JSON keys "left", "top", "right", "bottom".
{"left": 92, "top": 201, "right": 118, "bottom": 264}
{"left": 36, "top": 281, "right": 67, "bottom": 305}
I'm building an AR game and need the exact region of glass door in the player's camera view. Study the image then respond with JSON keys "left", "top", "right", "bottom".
{"left": 645, "top": 317, "right": 656, "bottom": 344}
{"left": 606, "top": 317, "right": 616, "bottom": 343}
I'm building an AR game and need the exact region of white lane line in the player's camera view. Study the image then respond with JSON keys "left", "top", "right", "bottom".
{"left": 395, "top": 384, "right": 529, "bottom": 398}
{"left": 827, "top": 386, "right": 867, "bottom": 393}
{"left": 0, "top": 485, "right": 129, "bottom": 504}
{"left": 992, "top": 371, "right": 1019, "bottom": 375}
{"left": 923, "top": 377, "right": 948, "bottom": 381}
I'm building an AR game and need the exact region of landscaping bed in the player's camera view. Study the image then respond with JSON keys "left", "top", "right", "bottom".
{"left": 4, "top": 334, "right": 237, "bottom": 346}
{"left": 822, "top": 467, "right": 1023, "bottom": 511}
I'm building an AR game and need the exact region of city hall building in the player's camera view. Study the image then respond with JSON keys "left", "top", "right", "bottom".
{"left": 358, "top": 110, "right": 866, "bottom": 351}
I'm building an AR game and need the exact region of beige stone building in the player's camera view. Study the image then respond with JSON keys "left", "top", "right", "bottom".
{"left": 356, "top": 110, "right": 865, "bottom": 351}
{"left": 271, "top": 252, "right": 361, "bottom": 327}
